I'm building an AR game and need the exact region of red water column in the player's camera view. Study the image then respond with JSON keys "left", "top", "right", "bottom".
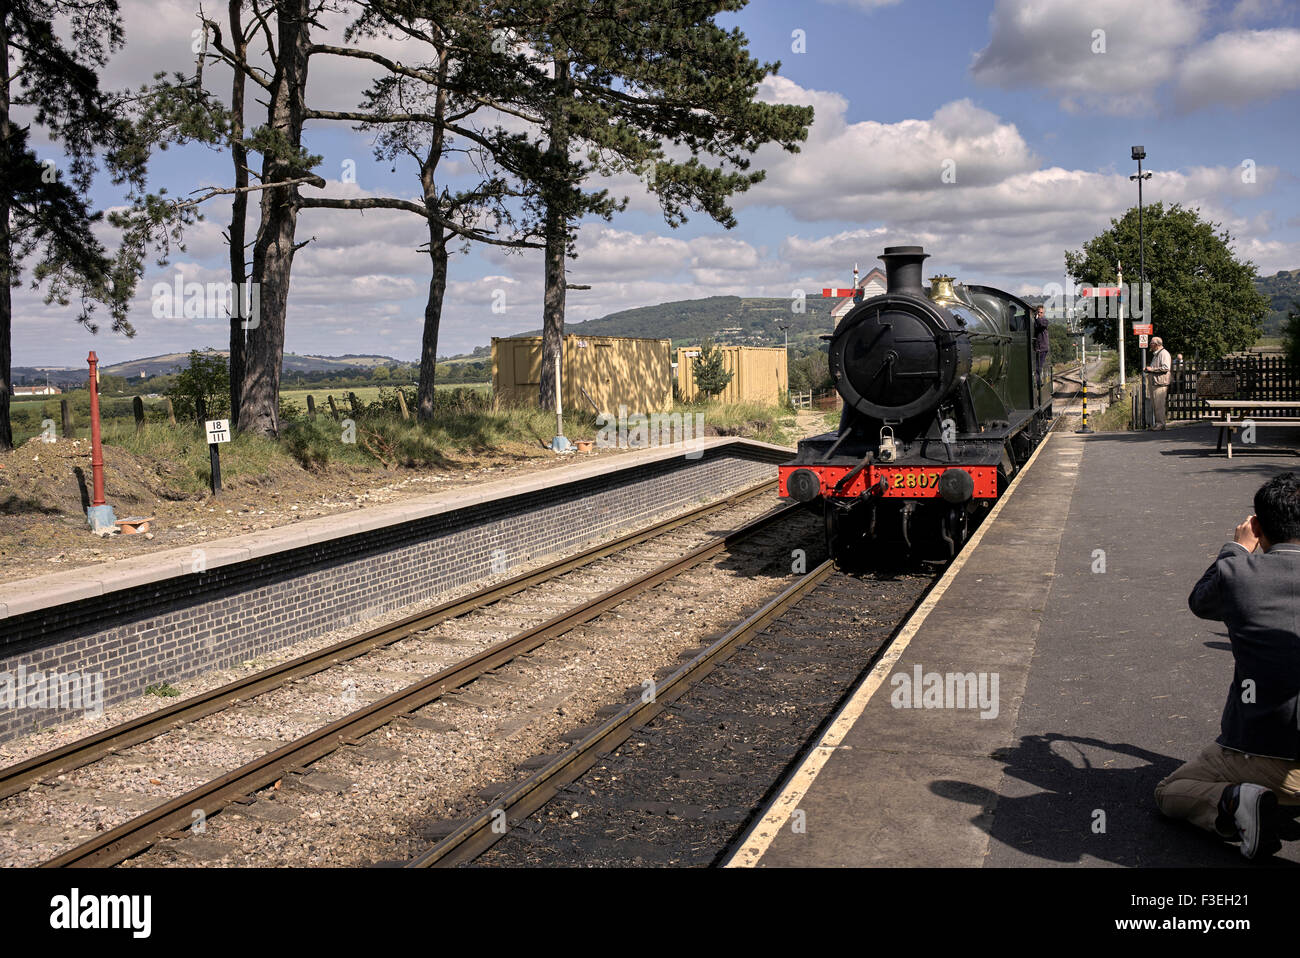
{"left": 87, "top": 351, "right": 106, "bottom": 507}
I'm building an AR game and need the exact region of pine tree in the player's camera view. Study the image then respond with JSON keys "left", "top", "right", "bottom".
{"left": 0, "top": 0, "right": 135, "bottom": 449}
{"left": 111, "top": 3, "right": 324, "bottom": 438}
{"left": 692, "top": 338, "right": 733, "bottom": 398}
{"left": 499, "top": 0, "right": 814, "bottom": 409}
{"left": 295, "top": 1, "right": 553, "bottom": 421}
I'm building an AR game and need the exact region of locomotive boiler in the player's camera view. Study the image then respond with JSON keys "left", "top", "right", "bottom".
{"left": 779, "top": 245, "right": 1054, "bottom": 564}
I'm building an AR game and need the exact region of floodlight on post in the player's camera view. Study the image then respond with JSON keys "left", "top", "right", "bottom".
{"left": 1130, "top": 146, "right": 1153, "bottom": 428}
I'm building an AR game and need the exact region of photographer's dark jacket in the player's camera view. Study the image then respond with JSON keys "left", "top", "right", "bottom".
{"left": 1189, "top": 542, "right": 1300, "bottom": 760}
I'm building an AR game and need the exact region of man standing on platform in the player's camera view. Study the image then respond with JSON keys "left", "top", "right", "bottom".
{"left": 1145, "top": 336, "right": 1172, "bottom": 429}
{"left": 1155, "top": 473, "right": 1300, "bottom": 858}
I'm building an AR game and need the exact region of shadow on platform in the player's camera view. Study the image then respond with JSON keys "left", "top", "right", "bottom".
{"left": 1074, "top": 424, "right": 1299, "bottom": 461}
{"left": 931, "top": 733, "right": 1300, "bottom": 867}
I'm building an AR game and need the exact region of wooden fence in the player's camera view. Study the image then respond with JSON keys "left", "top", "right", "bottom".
{"left": 1168, "top": 355, "right": 1300, "bottom": 421}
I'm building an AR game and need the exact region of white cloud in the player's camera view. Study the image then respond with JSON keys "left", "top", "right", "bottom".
{"left": 971, "top": 0, "right": 1208, "bottom": 114}
{"left": 1176, "top": 29, "right": 1300, "bottom": 108}
{"left": 749, "top": 80, "right": 1038, "bottom": 216}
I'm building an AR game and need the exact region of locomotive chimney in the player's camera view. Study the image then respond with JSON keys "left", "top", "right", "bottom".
{"left": 879, "top": 245, "right": 929, "bottom": 297}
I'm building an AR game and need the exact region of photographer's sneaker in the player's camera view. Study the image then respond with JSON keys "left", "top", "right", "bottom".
{"left": 1229, "top": 784, "right": 1280, "bottom": 859}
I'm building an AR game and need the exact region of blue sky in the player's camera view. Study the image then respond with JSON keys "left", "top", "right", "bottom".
{"left": 14, "top": 0, "right": 1300, "bottom": 368}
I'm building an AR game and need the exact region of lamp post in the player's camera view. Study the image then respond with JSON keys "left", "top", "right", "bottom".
{"left": 1130, "top": 146, "right": 1152, "bottom": 427}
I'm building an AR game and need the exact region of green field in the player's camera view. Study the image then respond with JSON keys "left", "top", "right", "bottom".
{"left": 6, "top": 384, "right": 492, "bottom": 444}
{"left": 278, "top": 383, "right": 488, "bottom": 406}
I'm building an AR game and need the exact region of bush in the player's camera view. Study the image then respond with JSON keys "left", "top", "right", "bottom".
{"left": 167, "top": 350, "right": 230, "bottom": 422}
{"left": 281, "top": 421, "right": 333, "bottom": 470}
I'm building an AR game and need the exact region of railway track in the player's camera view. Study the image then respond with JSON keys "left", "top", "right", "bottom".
{"left": 1052, "top": 361, "right": 1110, "bottom": 427}
{"left": 13, "top": 403, "right": 1068, "bottom": 869}
{"left": 416, "top": 424, "right": 1065, "bottom": 867}
{"left": 0, "top": 480, "right": 777, "bottom": 807}
{"left": 417, "top": 563, "right": 935, "bottom": 867}
{"left": 25, "top": 488, "right": 812, "bottom": 867}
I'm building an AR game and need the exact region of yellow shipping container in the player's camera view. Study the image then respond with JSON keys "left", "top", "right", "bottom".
{"left": 492, "top": 334, "right": 672, "bottom": 414}
{"left": 676, "top": 345, "right": 789, "bottom": 405}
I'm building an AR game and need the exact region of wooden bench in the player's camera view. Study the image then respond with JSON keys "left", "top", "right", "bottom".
{"left": 1204, "top": 400, "right": 1300, "bottom": 458}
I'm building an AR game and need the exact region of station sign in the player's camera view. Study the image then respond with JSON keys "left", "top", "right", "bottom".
{"left": 1132, "top": 322, "right": 1153, "bottom": 336}
{"left": 205, "top": 419, "right": 231, "bottom": 444}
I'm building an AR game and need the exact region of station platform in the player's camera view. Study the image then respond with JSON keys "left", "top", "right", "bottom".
{"left": 734, "top": 424, "right": 1300, "bottom": 868}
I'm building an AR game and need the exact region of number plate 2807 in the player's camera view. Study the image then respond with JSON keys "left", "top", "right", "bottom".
{"left": 869, "top": 465, "right": 998, "bottom": 499}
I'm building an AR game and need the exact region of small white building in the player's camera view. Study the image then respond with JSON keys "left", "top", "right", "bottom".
{"left": 13, "top": 385, "right": 61, "bottom": 396}
{"left": 830, "top": 266, "right": 887, "bottom": 326}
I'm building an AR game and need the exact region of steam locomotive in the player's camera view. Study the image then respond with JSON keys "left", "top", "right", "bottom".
{"left": 778, "top": 245, "right": 1054, "bottom": 565}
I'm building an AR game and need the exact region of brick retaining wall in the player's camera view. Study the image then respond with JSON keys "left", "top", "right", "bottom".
{"left": 0, "top": 444, "right": 784, "bottom": 743}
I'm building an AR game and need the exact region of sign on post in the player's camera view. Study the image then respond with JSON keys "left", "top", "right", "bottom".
{"left": 205, "top": 419, "right": 231, "bottom": 444}
{"left": 204, "top": 419, "right": 230, "bottom": 495}
{"left": 1132, "top": 322, "right": 1153, "bottom": 336}
{"left": 1138, "top": 334, "right": 1149, "bottom": 348}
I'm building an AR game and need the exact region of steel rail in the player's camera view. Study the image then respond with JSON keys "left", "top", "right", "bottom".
{"left": 42, "top": 500, "right": 800, "bottom": 868}
{"left": 406, "top": 557, "right": 837, "bottom": 868}
{"left": 0, "top": 479, "right": 776, "bottom": 803}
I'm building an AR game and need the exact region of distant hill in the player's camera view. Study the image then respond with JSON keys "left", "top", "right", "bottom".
{"left": 498, "top": 269, "right": 1300, "bottom": 347}
{"left": 12, "top": 351, "right": 406, "bottom": 387}
{"left": 1257, "top": 269, "right": 1300, "bottom": 335}
{"left": 508, "top": 294, "right": 840, "bottom": 349}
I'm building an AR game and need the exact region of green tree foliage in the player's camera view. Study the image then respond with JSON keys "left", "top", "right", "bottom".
{"left": 1256, "top": 270, "right": 1300, "bottom": 335}
{"left": 167, "top": 350, "right": 231, "bottom": 422}
{"left": 97, "top": 373, "right": 130, "bottom": 395}
{"left": 1065, "top": 202, "right": 1269, "bottom": 362}
{"left": 1048, "top": 324, "right": 1073, "bottom": 365}
{"left": 787, "top": 345, "right": 833, "bottom": 393}
{"left": 691, "top": 338, "right": 734, "bottom": 397}
{"left": 1283, "top": 303, "right": 1300, "bottom": 365}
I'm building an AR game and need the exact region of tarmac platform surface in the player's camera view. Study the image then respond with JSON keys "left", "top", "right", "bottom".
{"left": 739, "top": 423, "right": 1300, "bottom": 868}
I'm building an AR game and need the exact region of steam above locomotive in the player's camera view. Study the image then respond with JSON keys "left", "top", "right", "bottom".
{"left": 779, "top": 245, "right": 1053, "bottom": 564}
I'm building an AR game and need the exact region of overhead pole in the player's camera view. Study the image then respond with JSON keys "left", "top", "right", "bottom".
{"left": 1131, "top": 146, "right": 1152, "bottom": 428}
{"left": 1117, "top": 262, "right": 1125, "bottom": 387}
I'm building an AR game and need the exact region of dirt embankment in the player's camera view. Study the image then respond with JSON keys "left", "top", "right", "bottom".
{"left": 0, "top": 437, "right": 599, "bottom": 585}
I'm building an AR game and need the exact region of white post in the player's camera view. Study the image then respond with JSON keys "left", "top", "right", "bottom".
{"left": 1117, "top": 262, "right": 1126, "bottom": 387}
{"left": 554, "top": 351, "right": 563, "bottom": 441}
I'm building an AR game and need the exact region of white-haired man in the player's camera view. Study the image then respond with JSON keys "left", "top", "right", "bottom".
{"left": 1145, "top": 337, "right": 1172, "bottom": 430}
